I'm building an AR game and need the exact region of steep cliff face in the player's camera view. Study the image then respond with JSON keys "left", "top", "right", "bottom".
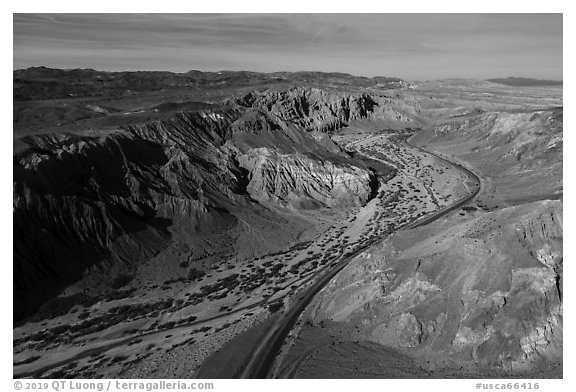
{"left": 310, "top": 200, "right": 562, "bottom": 372}
{"left": 236, "top": 86, "right": 420, "bottom": 132}
{"left": 238, "top": 148, "right": 372, "bottom": 210}
{"left": 229, "top": 108, "right": 343, "bottom": 156}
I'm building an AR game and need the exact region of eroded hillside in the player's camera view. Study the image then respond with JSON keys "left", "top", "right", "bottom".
{"left": 305, "top": 200, "right": 562, "bottom": 373}
{"left": 273, "top": 82, "right": 563, "bottom": 379}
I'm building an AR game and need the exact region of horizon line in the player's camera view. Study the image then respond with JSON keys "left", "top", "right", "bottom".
{"left": 13, "top": 65, "right": 564, "bottom": 83}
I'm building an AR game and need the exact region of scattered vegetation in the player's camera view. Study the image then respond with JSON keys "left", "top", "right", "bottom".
{"left": 25, "top": 293, "right": 98, "bottom": 323}
{"left": 109, "top": 274, "right": 134, "bottom": 289}
{"left": 268, "top": 301, "right": 284, "bottom": 314}
{"left": 187, "top": 268, "right": 206, "bottom": 281}
{"left": 14, "top": 355, "right": 41, "bottom": 366}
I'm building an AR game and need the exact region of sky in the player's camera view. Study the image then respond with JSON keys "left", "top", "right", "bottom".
{"left": 13, "top": 13, "right": 563, "bottom": 80}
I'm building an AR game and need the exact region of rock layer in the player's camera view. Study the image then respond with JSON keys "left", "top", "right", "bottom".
{"left": 238, "top": 148, "right": 372, "bottom": 209}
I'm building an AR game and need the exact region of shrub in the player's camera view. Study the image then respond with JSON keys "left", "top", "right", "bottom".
{"left": 109, "top": 274, "right": 134, "bottom": 289}
{"left": 268, "top": 301, "right": 283, "bottom": 313}
{"left": 187, "top": 268, "right": 206, "bottom": 281}
{"left": 78, "top": 311, "right": 91, "bottom": 320}
{"left": 14, "top": 355, "right": 41, "bottom": 366}
{"left": 111, "top": 355, "right": 128, "bottom": 364}
{"left": 28, "top": 294, "right": 98, "bottom": 322}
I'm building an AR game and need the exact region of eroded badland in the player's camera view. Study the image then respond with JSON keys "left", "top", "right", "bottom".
{"left": 13, "top": 70, "right": 562, "bottom": 378}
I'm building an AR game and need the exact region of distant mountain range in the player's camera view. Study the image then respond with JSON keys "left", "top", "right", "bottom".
{"left": 487, "top": 77, "right": 563, "bottom": 87}
{"left": 13, "top": 66, "right": 408, "bottom": 101}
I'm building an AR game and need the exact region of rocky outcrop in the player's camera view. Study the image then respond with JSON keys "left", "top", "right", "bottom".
{"left": 237, "top": 148, "right": 372, "bottom": 209}
{"left": 310, "top": 200, "right": 563, "bottom": 371}
{"left": 229, "top": 108, "right": 345, "bottom": 156}
{"left": 236, "top": 86, "right": 420, "bottom": 132}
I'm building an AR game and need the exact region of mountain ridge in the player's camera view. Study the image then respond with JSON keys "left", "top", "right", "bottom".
{"left": 13, "top": 66, "right": 409, "bottom": 102}
{"left": 487, "top": 77, "right": 562, "bottom": 87}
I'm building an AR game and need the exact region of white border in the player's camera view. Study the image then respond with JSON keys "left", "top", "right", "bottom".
{"left": 4, "top": 3, "right": 572, "bottom": 391}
